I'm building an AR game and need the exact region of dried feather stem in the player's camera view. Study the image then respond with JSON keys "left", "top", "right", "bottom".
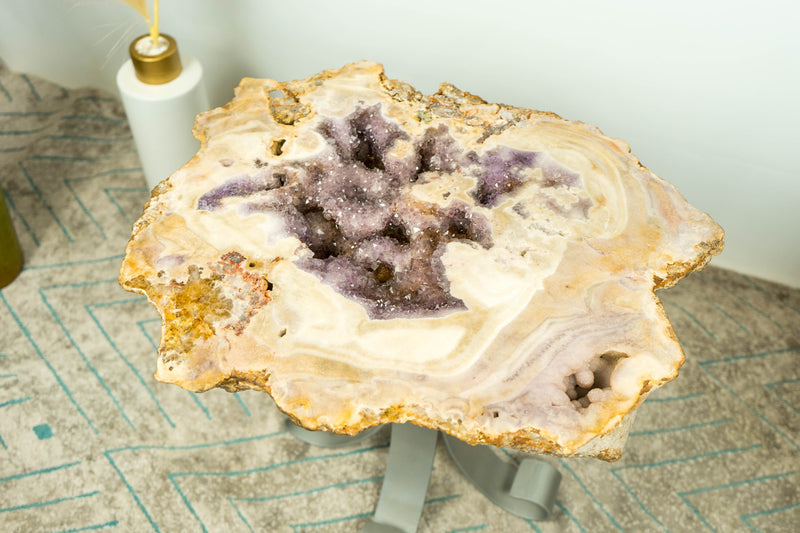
{"left": 120, "top": 0, "right": 150, "bottom": 23}
{"left": 119, "top": 0, "right": 160, "bottom": 44}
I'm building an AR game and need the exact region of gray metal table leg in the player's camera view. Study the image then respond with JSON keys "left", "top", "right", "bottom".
{"left": 442, "top": 433, "right": 561, "bottom": 520}
{"left": 284, "top": 417, "right": 561, "bottom": 529}
{"left": 361, "top": 424, "right": 438, "bottom": 533}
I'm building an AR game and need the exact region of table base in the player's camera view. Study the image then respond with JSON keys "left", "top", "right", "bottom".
{"left": 286, "top": 420, "right": 561, "bottom": 532}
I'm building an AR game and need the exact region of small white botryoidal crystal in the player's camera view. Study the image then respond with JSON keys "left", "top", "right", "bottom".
{"left": 119, "top": 61, "right": 723, "bottom": 460}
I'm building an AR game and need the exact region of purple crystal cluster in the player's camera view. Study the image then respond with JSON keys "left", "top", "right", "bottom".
{"left": 198, "top": 105, "right": 568, "bottom": 319}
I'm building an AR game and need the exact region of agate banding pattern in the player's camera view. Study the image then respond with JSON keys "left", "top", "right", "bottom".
{"left": 119, "top": 62, "right": 724, "bottom": 459}
{"left": 195, "top": 104, "right": 585, "bottom": 320}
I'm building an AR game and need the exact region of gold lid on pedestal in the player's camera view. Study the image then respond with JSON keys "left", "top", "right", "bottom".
{"left": 129, "top": 33, "right": 182, "bottom": 84}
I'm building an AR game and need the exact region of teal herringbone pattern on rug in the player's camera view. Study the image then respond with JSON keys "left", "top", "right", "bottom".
{"left": 1, "top": 61, "right": 798, "bottom": 532}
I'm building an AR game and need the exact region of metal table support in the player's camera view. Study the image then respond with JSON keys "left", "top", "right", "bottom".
{"left": 285, "top": 419, "right": 561, "bottom": 532}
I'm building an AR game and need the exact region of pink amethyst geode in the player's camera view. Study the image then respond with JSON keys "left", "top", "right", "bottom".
{"left": 119, "top": 61, "right": 723, "bottom": 459}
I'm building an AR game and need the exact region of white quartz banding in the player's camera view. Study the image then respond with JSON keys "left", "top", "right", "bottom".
{"left": 119, "top": 61, "right": 724, "bottom": 459}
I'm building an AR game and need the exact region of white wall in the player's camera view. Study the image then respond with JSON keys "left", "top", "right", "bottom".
{"left": 2, "top": 1, "right": 798, "bottom": 287}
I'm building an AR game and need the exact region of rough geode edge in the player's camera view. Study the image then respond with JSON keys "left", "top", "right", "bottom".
{"left": 120, "top": 61, "right": 724, "bottom": 460}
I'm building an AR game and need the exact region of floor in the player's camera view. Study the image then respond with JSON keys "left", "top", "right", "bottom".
{"left": 1, "top": 60, "right": 798, "bottom": 533}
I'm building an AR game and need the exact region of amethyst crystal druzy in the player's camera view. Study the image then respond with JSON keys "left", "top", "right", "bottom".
{"left": 119, "top": 61, "right": 723, "bottom": 459}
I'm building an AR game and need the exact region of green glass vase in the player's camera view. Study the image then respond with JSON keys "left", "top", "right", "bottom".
{"left": 0, "top": 188, "right": 23, "bottom": 288}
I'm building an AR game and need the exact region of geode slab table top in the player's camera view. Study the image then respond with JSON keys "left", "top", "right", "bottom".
{"left": 119, "top": 61, "right": 723, "bottom": 460}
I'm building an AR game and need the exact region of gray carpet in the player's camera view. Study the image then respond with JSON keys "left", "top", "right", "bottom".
{"left": 1, "top": 61, "right": 798, "bottom": 533}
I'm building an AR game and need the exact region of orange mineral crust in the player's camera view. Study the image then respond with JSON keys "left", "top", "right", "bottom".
{"left": 119, "top": 61, "right": 723, "bottom": 459}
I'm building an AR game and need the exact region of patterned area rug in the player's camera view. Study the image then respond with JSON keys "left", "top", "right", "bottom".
{"left": 1, "top": 61, "right": 798, "bottom": 533}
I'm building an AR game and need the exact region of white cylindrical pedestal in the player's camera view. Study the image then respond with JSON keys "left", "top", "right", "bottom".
{"left": 117, "top": 55, "right": 209, "bottom": 190}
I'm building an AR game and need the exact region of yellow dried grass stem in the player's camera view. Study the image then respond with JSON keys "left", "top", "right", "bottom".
{"left": 118, "top": 0, "right": 160, "bottom": 44}
{"left": 120, "top": 0, "right": 150, "bottom": 23}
